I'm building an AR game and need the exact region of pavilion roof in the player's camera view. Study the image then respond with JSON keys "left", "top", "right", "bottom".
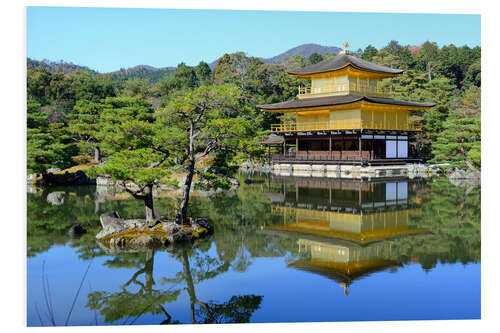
{"left": 288, "top": 258, "right": 401, "bottom": 285}
{"left": 287, "top": 53, "right": 404, "bottom": 76}
{"left": 257, "top": 94, "right": 436, "bottom": 111}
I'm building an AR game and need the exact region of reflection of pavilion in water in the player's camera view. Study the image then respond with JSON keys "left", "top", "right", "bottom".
{"left": 264, "top": 176, "right": 427, "bottom": 295}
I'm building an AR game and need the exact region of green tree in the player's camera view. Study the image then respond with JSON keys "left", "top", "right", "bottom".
{"left": 464, "top": 59, "right": 481, "bottom": 88}
{"left": 88, "top": 98, "right": 174, "bottom": 221}
{"left": 195, "top": 61, "right": 212, "bottom": 85}
{"left": 160, "top": 85, "right": 253, "bottom": 224}
{"left": 415, "top": 41, "right": 439, "bottom": 80}
{"left": 361, "top": 45, "right": 378, "bottom": 61}
{"left": 153, "top": 63, "right": 198, "bottom": 98}
{"left": 27, "top": 68, "right": 53, "bottom": 105}
{"left": 308, "top": 52, "right": 323, "bottom": 65}
{"left": 67, "top": 100, "right": 104, "bottom": 163}
{"left": 27, "top": 101, "right": 77, "bottom": 175}
{"left": 430, "top": 87, "right": 481, "bottom": 169}
{"left": 120, "top": 78, "right": 152, "bottom": 98}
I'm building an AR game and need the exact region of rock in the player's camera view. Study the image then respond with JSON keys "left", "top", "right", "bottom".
{"left": 72, "top": 170, "right": 90, "bottom": 185}
{"left": 27, "top": 173, "right": 40, "bottom": 183}
{"left": 115, "top": 180, "right": 126, "bottom": 192}
{"left": 228, "top": 177, "right": 240, "bottom": 187}
{"left": 68, "top": 224, "right": 86, "bottom": 237}
{"left": 96, "top": 212, "right": 214, "bottom": 249}
{"left": 96, "top": 175, "right": 114, "bottom": 186}
{"left": 449, "top": 178, "right": 466, "bottom": 187}
{"left": 467, "top": 170, "right": 481, "bottom": 180}
{"left": 47, "top": 168, "right": 61, "bottom": 173}
{"left": 448, "top": 169, "right": 467, "bottom": 180}
{"left": 96, "top": 184, "right": 114, "bottom": 198}
{"left": 162, "top": 221, "right": 181, "bottom": 234}
{"left": 167, "top": 232, "right": 189, "bottom": 244}
{"left": 96, "top": 211, "right": 147, "bottom": 239}
{"left": 133, "top": 235, "right": 160, "bottom": 247}
{"left": 42, "top": 170, "right": 96, "bottom": 186}
{"left": 27, "top": 184, "right": 41, "bottom": 194}
{"left": 192, "top": 217, "right": 214, "bottom": 234}
{"left": 46, "top": 192, "right": 65, "bottom": 205}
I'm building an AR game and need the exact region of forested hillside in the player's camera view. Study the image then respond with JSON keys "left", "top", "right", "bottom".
{"left": 27, "top": 58, "right": 98, "bottom": 75}
{"left": 27, "top": 40, "right": 481, "bottom": 176}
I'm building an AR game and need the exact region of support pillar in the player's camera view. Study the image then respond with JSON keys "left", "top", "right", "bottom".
{"left": 329, "top": 135, "right": 332, "bottom": 160}
{"left": 359, "top": 134, "right": 362, "bottom": 162}
{"left": 341, "top": 134, "right": 344, "bottom": 161}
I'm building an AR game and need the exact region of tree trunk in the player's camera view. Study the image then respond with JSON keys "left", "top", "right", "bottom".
{"left": 180, "top": 249, "right": 197, "bottom": 324}
{"left": 460, "top": 138, "right": 476, "bottom": 171}
{"left": 177, "top": 122, "right": 195, "bottom": 225}
{"left": 145, "top": 249, "right": 155, "bottom": 293}
{"left": 144, "top": 184, "right": 155, "bottom": 222}
{"left": 94, "top": 146, "right": 101, "bottom": 163}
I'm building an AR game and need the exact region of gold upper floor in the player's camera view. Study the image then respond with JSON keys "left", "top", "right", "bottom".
{"left": 270, "top": 103, "right": 423, "bottom": 133}
{"left": 297, "top": 66, "right": 394, "bottom": 100}
{"left": 299, "top": 77, "right": 392, "bottom": 99}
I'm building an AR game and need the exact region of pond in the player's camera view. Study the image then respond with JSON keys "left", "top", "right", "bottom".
{"left": 26, "top": 174, "right": 481, "bottom": 326}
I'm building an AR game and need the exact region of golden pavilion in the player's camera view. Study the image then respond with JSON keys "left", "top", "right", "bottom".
{"left": 258, "top": 47, "right": 435, "bottom": 165}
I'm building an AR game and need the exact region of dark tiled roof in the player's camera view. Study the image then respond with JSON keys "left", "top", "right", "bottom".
{"left": 287, "top": 53, "right": 404, "bottom": 75}
{"left": 257, "top": 94, "right": 435, "bottom": 110}
{"left": 364, "top": 96, "right": 435, "bottom": 108}
{"left": 258, "top": 95, "right": 363, "bottom": 110}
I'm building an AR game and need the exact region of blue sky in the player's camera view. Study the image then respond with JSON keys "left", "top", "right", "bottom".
{"left": 27, "top": 7, "right": 481, "bottom": 73}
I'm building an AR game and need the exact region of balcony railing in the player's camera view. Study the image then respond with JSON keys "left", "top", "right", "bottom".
{"left": 270, "top": 120, "right": 422, "bottom": 133}
{"left": 298, "top": 81, "right": 392, "bottom": 99}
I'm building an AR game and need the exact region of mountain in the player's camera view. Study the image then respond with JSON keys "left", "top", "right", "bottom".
{"left": 28, "top": 43, "right": 342, "bottom": 79}
{"left": 207, "top": 43, "right": 342, "bottom": 69}
{"left": 261, "top": 43, "right": 342, "bottom": 64}
{"left": 27, "top": 58, "right": 175, "bottom": 83}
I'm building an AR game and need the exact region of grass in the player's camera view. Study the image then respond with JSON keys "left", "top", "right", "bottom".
{"left": 52, "top": 162, "right": 98, "bottom": 175}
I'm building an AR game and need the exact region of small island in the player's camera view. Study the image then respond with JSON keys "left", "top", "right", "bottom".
{"left": 96, "top": 212, "right": 214, "bottom": 249}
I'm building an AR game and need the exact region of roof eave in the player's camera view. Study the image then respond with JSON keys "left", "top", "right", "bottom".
{"left": 286, "top": 63, "right": 403, "bottom": 77}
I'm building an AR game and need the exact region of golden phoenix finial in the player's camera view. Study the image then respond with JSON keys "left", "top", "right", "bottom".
{"left": 343, "top": 41, "right": 350, "bottom": 50}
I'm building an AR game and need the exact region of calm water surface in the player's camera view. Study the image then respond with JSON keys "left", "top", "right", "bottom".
{"left": 27, "top": 174, "right": 481, "bottom": 326}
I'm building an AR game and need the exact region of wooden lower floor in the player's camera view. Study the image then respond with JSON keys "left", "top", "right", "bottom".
{"left": 263, "top": 132, "right": 420, "bottom": 165}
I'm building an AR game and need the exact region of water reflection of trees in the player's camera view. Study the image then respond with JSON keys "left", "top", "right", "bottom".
{"left": 86, "top": 245, "right": 263, "bottom": 325}
{"left": 387, "top": 177, "right": 481, "bottom": 269}
{"left": 87, "top": 249, "right": 180, "bottom": 324}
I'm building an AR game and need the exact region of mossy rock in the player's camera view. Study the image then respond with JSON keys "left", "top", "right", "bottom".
{"left": 97, "top": 214, "right": 213, "bottom": 250}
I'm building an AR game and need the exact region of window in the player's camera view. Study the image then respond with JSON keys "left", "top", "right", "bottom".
{"left": 386, "top": 140, "right": 397, "bottom": 158}
{"left": 397, "top": 141, "right": 408, "bottom": 158}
